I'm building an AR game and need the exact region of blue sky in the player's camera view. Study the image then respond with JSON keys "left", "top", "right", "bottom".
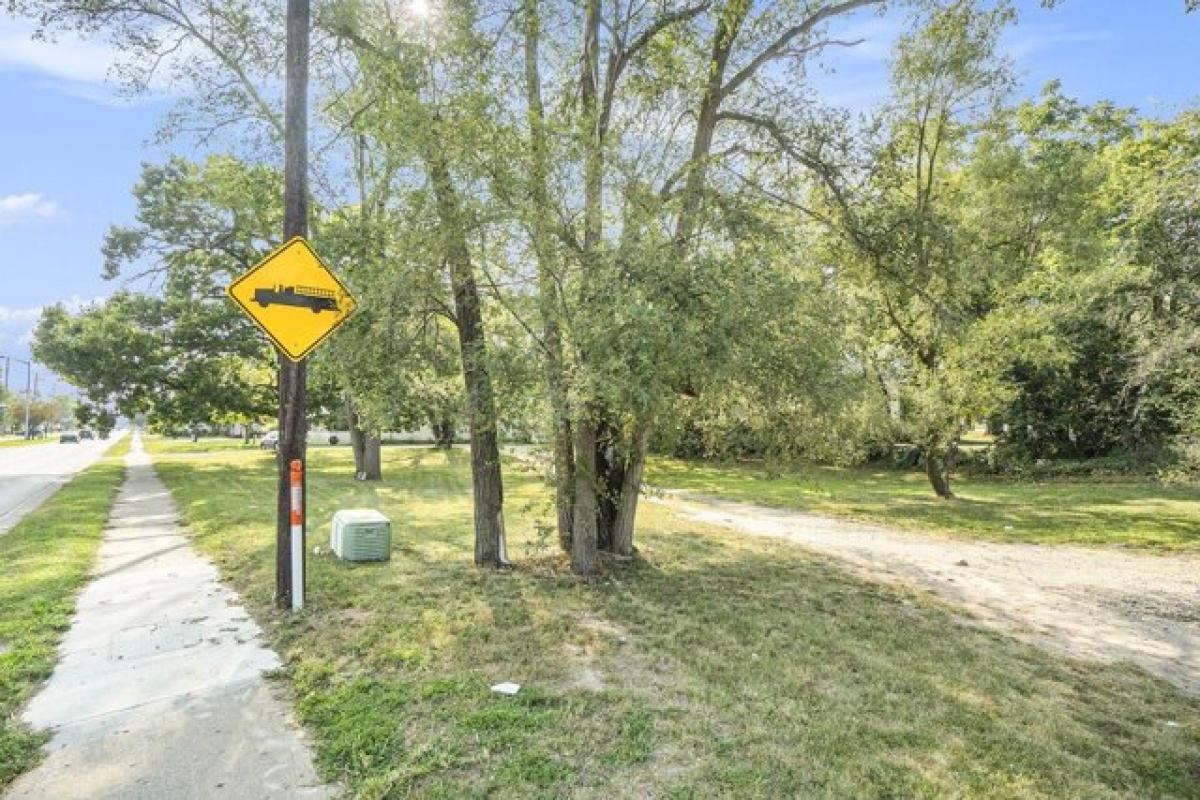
{"left": 0, "top": 0, "right": 1197, "bottom": 381}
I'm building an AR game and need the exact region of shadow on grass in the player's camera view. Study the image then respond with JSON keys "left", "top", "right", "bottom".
{"left": 153, "top": 448, "right": 1200, "bottom": 798}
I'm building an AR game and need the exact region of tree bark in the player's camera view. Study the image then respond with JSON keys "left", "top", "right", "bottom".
{"left": 673, "top": 2, "right": 747, "bottom": 249}
{"left": 348, "top": 401, "right": 366, "bottom": 475}
{"left": 568, "top": 0, "right": 603, "bottom": 576}
{"left": 427, "top": 150, "right": 507, "bottom": 568}
{"left": 611, "top": 423, "right": 650, "bottom": 557}
{"left": 570, "top": 417, "right": 599, "bottom": 575}
{"left": 522, "top": 0, "right": 574, "bottom": 550}
{"left": 432, "top": 417, "right": 455, "bottom": 448}
{"left": 595, "top": 420, "right": 623, "bottom": 552}
{"left": 924, "top": 445, "right": 954, "bottom": 499}
{"left": 361, "top": 434, "right": 382, "bottom": 481}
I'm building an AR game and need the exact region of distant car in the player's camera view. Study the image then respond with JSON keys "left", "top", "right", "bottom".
{"left": 260, "top": 430, "right": 279, "bottom": 450}
{"left": 59, "top": 431, "right": 80, "bottom": 444}
{"left": 80, "top": 429, "right": 95, "bottom": 440}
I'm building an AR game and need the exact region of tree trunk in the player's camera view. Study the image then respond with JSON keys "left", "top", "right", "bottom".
{"left": 348, "top": 402, "right": 367, "bottom": 475}
{"left": 427, "top": 150, "right": 507, "bottom": 568}
{"left": 521, "top": 0, "right": 575, "bottom": 551}
{"left": 570, "top": 417, "right": 599, "bottom": 575}
{"left": 567, "top": 0, "right": 603, "bottom": 577}
{"left": 611, "top": 423, "right": 650, "bottom": 557}
{"left": 349, "top": 402, "right": 382, "bottom": 481}
{"left": 549, "top": 371, "right": 574, "bottom": 549}
{"left": 361, "top": 434, "right": 382, "bottom": 481}
{"left": 924, "top": 445, "right": 954, "bottom": 499}
{"left": 673, "top": 4, "right": 746, "bottom": 249}
{"left": 433, "top": 417, "right": 455, "bottom": 448}
{"left": 595, "top": 420, "right": 623, "bottom": 552}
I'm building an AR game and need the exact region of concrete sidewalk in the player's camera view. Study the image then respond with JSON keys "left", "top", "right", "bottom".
{"left": 6, "top": 435, "right": 333, "bottom": 800}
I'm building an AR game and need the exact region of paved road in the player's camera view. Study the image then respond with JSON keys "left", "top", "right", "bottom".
{"left": 7, "top": 435, "right": 332, "bottom": 800}
{"left": 0, "top": 433, "right": 125, "bottom": 535}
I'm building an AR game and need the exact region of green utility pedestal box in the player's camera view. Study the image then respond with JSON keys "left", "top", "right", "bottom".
{"left": 331, "top": 509, "right": 392, "bottom": 561}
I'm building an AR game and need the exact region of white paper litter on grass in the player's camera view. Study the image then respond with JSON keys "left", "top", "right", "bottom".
{"left": 491, "top": 682, "right": 521, "bottom": 696}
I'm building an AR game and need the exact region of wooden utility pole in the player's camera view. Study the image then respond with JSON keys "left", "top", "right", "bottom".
{"left": 277, "top": 0, "right": 310, "bottom": 609}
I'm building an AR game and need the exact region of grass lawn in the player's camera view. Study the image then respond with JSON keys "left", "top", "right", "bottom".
{"left": 140, "top": 435, "right": 434, "bottom": 454}
{"left": 140, "top": 436, "right": 264, "bottom": 454}
{"left": 0, "top": 438, "right": 43, "bottom": 449}
{"left": 0, "top": 436, "right": 130, "bottom": 787}
{"left": 648, "top": 457, "right": 1200, "bottom": 551}
{"left": 146, "top": 440, "right": 1200, "bottom": 799}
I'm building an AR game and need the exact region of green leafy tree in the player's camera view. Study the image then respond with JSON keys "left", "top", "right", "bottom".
{"left": 980, "top": 94, "right": 1198, "bottom": 467}
{"left": 1097, "top": 111, "right": 1200, "bottom": 451}
{"left": 35, "top": 292, "right": 273, "bottom": 433}
{"left": 322, "top": 0, "right": 516, "bottom": 565}
{"left": 35, "top": 158, "right": 282, "bottom": 432}
{"left": 502, "top": 0, "right": 889, "bottom": 572}
{"left": 820, "top": 0, "right": 1061, "bottom": 497}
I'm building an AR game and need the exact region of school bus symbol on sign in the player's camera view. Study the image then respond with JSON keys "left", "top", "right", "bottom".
{"left": 227, "top": 237, "right": 357, "bottom": 361}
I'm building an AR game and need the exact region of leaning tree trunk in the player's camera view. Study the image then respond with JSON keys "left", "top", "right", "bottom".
{"left": 427, "top": 150, "right": 507, "bottom": 568}
{"left": 923, "top": 445, "right": 954, "bottom": 499}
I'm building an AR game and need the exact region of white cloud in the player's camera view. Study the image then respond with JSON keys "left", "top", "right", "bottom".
{"left": 0, "top": 193, "right": 63, "bottom": 226}
{"left": 0, "top": 18, "right": 119, "bottom": 85}
{"left": 0, "top": 15, "right": 191, "bottom": 103}
{"left": 0, "top": 306, "right": 41, "bottom": 363}
{"left": 0, "top": 305, "right": 43, "bottom": 327}
{"left": 0, "top": 295, "right": 107, "bottom": 360}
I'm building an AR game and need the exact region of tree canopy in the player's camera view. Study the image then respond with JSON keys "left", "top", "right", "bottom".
{"left": 23, "top": 0, "right": 1200, "bottom": 572}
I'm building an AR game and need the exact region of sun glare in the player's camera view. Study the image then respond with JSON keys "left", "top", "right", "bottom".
{"left": 409, "top": 0, "right": 431, "bottom": 19}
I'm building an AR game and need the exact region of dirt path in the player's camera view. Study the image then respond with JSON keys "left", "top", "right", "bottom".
{"left": 657, "top": 492, "right": 1200, "bottom": 695}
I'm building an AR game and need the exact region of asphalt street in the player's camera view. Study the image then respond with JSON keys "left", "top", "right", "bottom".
{"left": 0, "top": 432, "right": 125, "bottom": 535}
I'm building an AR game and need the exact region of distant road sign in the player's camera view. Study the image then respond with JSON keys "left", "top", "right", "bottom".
{"left": 227, "top": 237, "right": 357, "bottom": 361}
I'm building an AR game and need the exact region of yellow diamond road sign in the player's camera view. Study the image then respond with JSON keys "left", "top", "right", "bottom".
{"left": 227, "top": 237, "right": 357, "bottom": 361}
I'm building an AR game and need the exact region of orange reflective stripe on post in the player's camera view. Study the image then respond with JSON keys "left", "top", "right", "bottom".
{"left": 289, "top": 459, "right": 304, "bottom": 611}
{"left": 290, "top": 459, "right": 303, "bottom": 525}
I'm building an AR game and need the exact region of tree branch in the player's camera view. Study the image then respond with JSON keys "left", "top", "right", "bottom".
{"left": 720, "top": 0, "right": 883, "bottom": 100}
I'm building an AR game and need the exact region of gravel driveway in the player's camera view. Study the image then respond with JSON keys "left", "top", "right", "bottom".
{"left": 658, "top": 492, "right": 1200, "bottom": 695}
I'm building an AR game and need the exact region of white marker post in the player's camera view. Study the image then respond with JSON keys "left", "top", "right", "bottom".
{"left": 289, "top": 458, "right": 304, "bottom": 612}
